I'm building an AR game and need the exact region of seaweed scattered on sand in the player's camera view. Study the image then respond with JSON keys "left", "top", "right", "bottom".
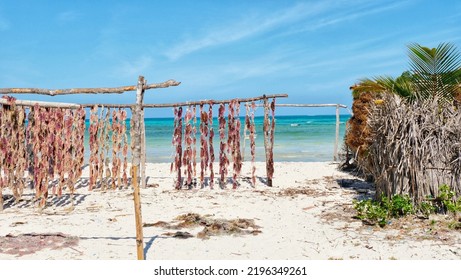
{"left": 0, "top": 232, "right": 78, "bottom": 257}
{"left": 145, "top": 213, "right": 261, "bottom": 239}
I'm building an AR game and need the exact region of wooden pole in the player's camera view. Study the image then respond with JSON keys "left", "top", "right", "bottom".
{"left": 0, "top": 99, "right": 81, "bottom": 109}
{"left": 263, "top": 103, "right": 347, "bottom": 108}
{"left": 141, "top": 94, "right": 288, "bottom": 108}
{"left": 140, "top": 104, "right": 146, "bottom": 190}
{"left": 0, "top": 79, "right": 180, "bottom": 95}
{"left": 262, "top": 97, "right": 272, "bottom": 187}
{"left": 334, "top": 104, "right": 340, "bottom": 161}
{"left": 131, "top": 76, "right": 145, "bottom": 260}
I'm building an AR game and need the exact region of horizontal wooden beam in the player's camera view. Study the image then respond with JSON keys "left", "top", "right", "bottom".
{"left": 257, "top": 103, "right": 348, "bottom": 108}
{"left": 0, "top": 99, "right": 81, "bottom": 109}
{"left": 0, "top": 79, "right": 180, "bottom": 96}
{"left": 142, "top": 94, "right": 288, "bottom": 108}
{"left": 3, "top": 93, "right": 289, "bottom": 110}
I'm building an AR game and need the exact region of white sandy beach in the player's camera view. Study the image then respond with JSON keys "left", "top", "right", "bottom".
{"left": 0, "top": 161, "right": 460, "bottom": 260}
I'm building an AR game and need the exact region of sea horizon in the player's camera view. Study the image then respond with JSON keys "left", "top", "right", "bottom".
{"left": 84, "top": 114, "right": 351, "bottom": 163}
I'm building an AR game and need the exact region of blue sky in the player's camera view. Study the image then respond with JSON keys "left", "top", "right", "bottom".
{"left": 1, "top": 0, "right": 460, "bottom": 117}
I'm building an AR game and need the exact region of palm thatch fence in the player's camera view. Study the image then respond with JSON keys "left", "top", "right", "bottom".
{"left": 365, "top": 94, "right": 461, "bottom": 202}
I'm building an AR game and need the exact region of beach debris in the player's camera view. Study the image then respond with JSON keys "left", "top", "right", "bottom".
{"left": 0, "top": 232, "right": 78, "bottom": 257}
{"left": 145, "top": 213, "right": 262, "bottom": 239}
{"left": 162, "top": 231, "right": 194, "bottom": 239}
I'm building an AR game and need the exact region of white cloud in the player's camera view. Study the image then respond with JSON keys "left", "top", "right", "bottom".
{"left": 164, "top": 1, "right": 336, "bottom": 60}
{"left": 57, "top": 11, "right": 80, "bottom": 23}
{"left": 282, "top": 1, "right": 411, "bottom": 35}
{"left": 113, "top": 55, "right": 153, "bottom": 78}
{"left": 0, "top": 16, "right": 10, "bottom": 31}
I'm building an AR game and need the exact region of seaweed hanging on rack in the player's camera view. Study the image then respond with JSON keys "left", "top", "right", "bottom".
{"left": 111, "top": 110, "right": 121, "bottom": 189}
{"left": 192, "top": 105, "right": 197, "bottom": 179}
{"left": 182, "top": 106, "right": 194, "bottom": 187}
{"left": 120, "top": 109, "right": 129, "bottom": 188}
{"left": 89, "top": 105, "right": 99, "bottom": 190}
{"left": 245, "top": 102, "right": 257, "bottom": 187}
{"left": 171, "top": 106, "right": 183, "bottom": 189}
{"left": 199, "top": 104, "right": 209, "bottom": 187}
{"left": 208, "top": 103, "right": 215, "bottom": 189}
{"left": 0, "top": 97, "right": 27, "bottom": 205}
{"left": 218, "top": 103, "right": 228, "bottom": 187}
{"left": 228, "top": 99, "right": 242, "bottom": 189}
{"left": 53, "top": 108, "right": 65, "bottom": 196}
{"left": 102, "top": 108, "right": 112, "bottom": 190}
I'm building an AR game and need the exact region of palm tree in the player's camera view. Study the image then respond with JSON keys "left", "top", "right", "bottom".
{"left": 350, "top": 42, "right": 461, "bottom": 102}
{"left": 408, "top": 42, "right": 461, "bottom": 101}
{"left": 345, "top": 42, "right": 461, "bottom": 163}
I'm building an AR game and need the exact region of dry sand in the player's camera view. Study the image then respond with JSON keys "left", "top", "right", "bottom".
{"left": 0, "top": 162, "right": 460, "bottom": 260}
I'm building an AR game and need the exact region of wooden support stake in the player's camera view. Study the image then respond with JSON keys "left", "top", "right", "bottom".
{"left": 334, "top": 104, "right": 340, "bottom": 162}
{"left": 140, "top": 108, "right": 146, "bottom": 189}
{"left": 131, "top": 76, "right": 145, "bottom": 260}
{"left": 131, "top": 165, "right": 144, "bottom": 259}
{"left": 262, "top": 97, "right": 272, "bottom": 187}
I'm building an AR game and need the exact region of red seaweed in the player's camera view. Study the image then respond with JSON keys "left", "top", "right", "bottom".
{"left": 218, "top": 103, "right": 228, "bottom": 187}
{"left": 182, "top": 106, "right": 193, "bottom": 186}
{"left": 171, "top": 107, "right": 183, "bottom": 189}
{"left": 199, "top": 104, "right": 209, "bottom": 186}
{"left": 208, "top": 103, "right": 215, "bottom": 189}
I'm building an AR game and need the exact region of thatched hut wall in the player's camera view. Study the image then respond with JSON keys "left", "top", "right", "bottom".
{"left": 365, "top": 94, "right": 461, "bottom": 202}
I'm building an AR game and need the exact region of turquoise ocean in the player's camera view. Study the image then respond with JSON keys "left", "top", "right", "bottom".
{"left": 84, "top": 115, "right": 350, "bottom": 163}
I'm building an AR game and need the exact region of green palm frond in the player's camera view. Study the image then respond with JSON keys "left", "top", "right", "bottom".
{"left": 408, "top": 42, "right": 461, "bottom": 101}
{"left": 351, "top": 73, "right": 414, "bottom": 99}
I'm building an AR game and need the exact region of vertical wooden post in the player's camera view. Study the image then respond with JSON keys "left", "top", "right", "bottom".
{"left": 333, "top": 104, "right": 340, "bottom": 162}
{"left": 140, "top": 106, "right": 146, "bottom": 189}
{"left": 132, "top": 76, "right": 145, "bottom": 260}
{"left": 262, "top": 97, "right": 272, "bottom": 187}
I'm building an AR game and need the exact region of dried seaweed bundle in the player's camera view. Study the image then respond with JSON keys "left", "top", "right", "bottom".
{"left": 218, "top": 103, "right": 228, "bottom": 186}
{"left": 120, "top": 109, "right": 129, "bottom": 187}
{"left": 192, "top": 106, "right": 197, "bottom": 178}
{"left": 0, "top": 97, "right": 27, "bottom": 208}
{"left": 228, "top": 99, "right": 242, "bottom": 189}
{"left": 62, "top": 109, "right": 75, "bottom": 194}
{"left": 72, "top": 107, "right": 86, "bottom": 188}
{"left": 208, "top": 103, "right": 215, "bottom": 189}
{"left": 171, "top": 107, "right": 183, "bottom": 189}
{"left": 199, "top": 104, "right": 209, "bottom": 186}
{"left": 111, "top": 109, "right": 123, "bottom": 189}
{"left": 89, "top": 105, "right": 99, "bottom": 190}
{"left": 102, "top": 109, "right": 112, "bottom": 190}
{"left": 53, "top": 108, "right": 65, "bottom": 196}
{"left": 182, "top": 106, "right": 194, "bottom": 186}
{"left": 245, "top": 102, "right": 257, "bottom": 186}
